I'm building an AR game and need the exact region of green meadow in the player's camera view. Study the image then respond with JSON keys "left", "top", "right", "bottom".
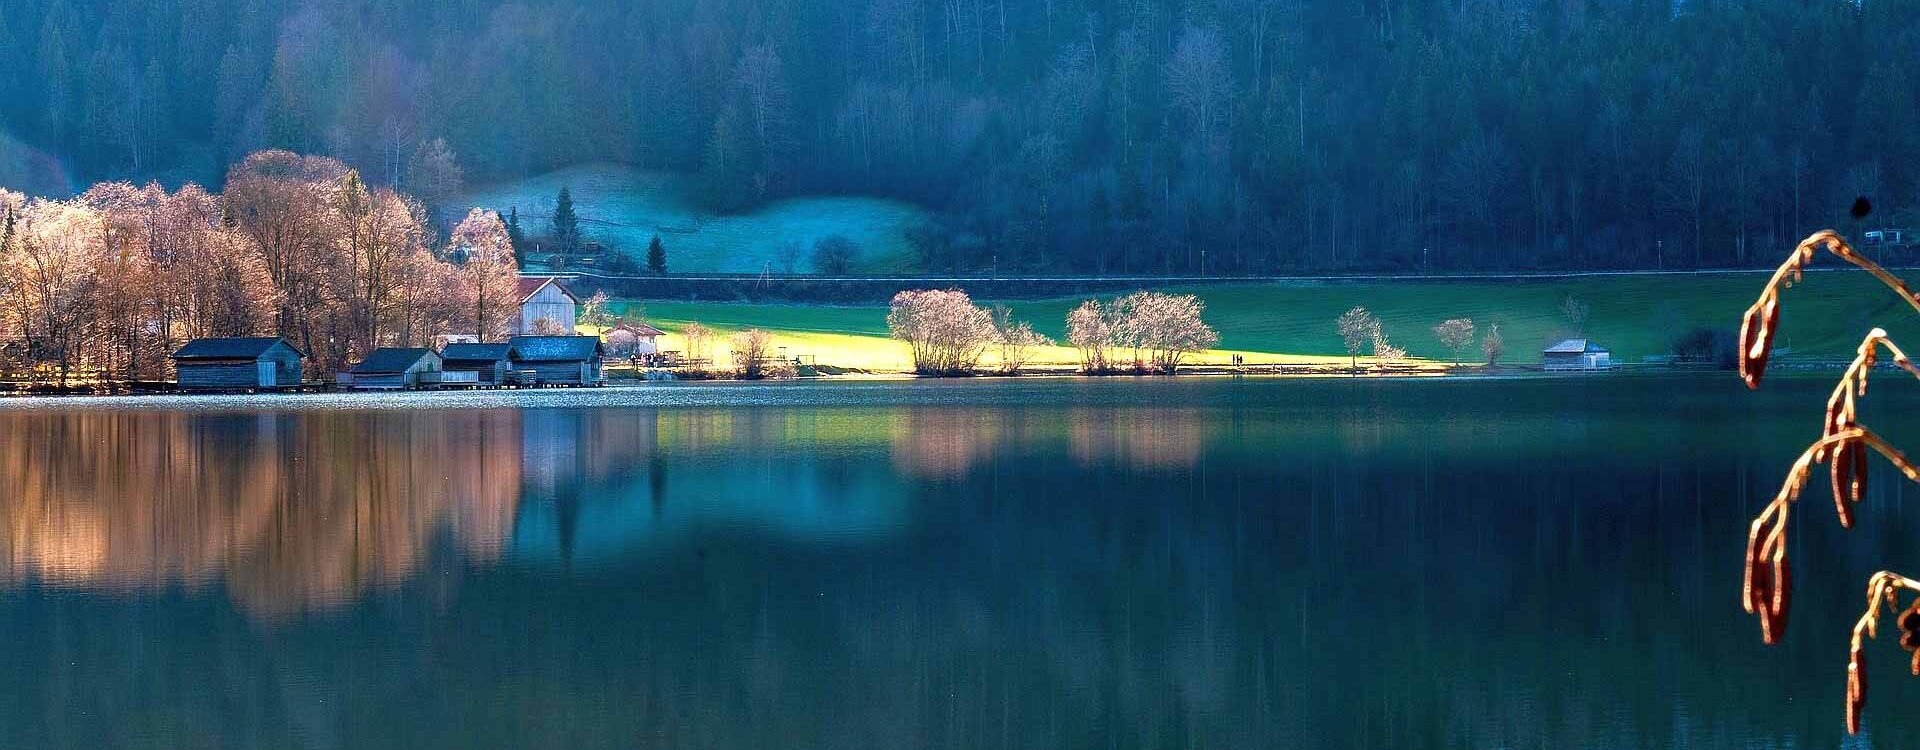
{"left": 611, "top": 269, "right": 1920, "bottom": 371}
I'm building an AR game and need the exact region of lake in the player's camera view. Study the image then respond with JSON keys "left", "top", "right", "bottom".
{"left": 2, "top": 375, "right": 1916, "bottom": 749}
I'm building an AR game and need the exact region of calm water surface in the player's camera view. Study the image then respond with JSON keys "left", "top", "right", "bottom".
{"left": 2, "top": 376, "right": 1917, "bottom": 749}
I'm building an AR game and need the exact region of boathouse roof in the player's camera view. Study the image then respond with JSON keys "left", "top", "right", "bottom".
{"left": 441, "top": 343, "right": 512, "bottom": 362}
{"left": 172, "top": 337, "right": 303, "bottom": 361}
{"left": 508, "top": 335, "right": 604, "bottom": 362}
{"left": 352, "top": 348, "right": 438, "bottom": 374}
{"left": 1543, "top": 338, "right": 1609, "bottom": 355}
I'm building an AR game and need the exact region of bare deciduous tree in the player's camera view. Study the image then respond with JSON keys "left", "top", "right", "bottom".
{"left": 1371, "top": 328, "right": 1406, "bottom": 364}
{"left": 5, "top": 198, "right": 104, "bottom": 385}
{"left": 887, "top": 288, "right": 994, "bottom": 375}
{"left": 681, "top": 322, "right": 713, "bottom": 368}
{"left": 405, "top": 137, "right": 464, "bottom": 214}
{"left": 579, "top": 291, "right": 613, "bottom": 331}
{"left": 447, "top": 208, "right": 519, "bottom": 341}
{"left": 1433, "top": 318, "right": 1476, "bottom": 364}
{"left": 1163, "top": 25, "right": 1232, "bottom": 154}
{"left": 1066, "top": 299, "right": 1113, "bottom": 372}
{"left": 1112, "top": 291, "right": 1218, "bottom": 373}
{"left": 731, "top": 327, "right": 781, "bottom": 378}
{"left": 1336, "top": 306, "right": 1379, "bottom": 371}
{"left": 990, "top": 304, "right": 1052, "bottom": 374}
{"left": 334, "top": 171, "right": 433, "bottom": 355}
{"left": 222, "top": 149, "right": 354, "bottom": 364}
{"left": 1562, "top": 295, "right": 1590, "bottom": 335}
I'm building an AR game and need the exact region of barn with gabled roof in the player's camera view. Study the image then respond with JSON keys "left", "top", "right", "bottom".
{"left": 512, "top": 276, "right": 579, "bottom": 335}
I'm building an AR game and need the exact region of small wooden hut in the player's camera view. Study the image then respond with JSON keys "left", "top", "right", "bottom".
{"left": 1542, "top": 339, "right": 1614, "bottom": 371}
{"left": 508, "top": 335, "right": 605, "bottom": 386}
{"left": 172, "top": 337, "right": 305, "bottom": 391}
{"left": 347, "top": 348, "right": 443, "bottom": 389}
{"left": 441, "top": 343, "right": 514, "bottom": 385}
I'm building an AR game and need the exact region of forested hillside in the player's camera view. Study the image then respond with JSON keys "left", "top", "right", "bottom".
{"left": 0, "top": 0, "right": 1916, "bottom": 273}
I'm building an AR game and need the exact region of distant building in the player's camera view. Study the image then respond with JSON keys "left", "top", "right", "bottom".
{"left": 513, "top": 277, "right": 579, "bottom": 335}
{"left": 1543, "top": 339, "right": 1613, "bottom": 371}
{"left": 171, "top": 337, "right": 305, "bottom": 391}
{"left": 603, "top": 322, "right": 666, "bottom": 358}
{"left": 508, "top": 335, "right": 605, "bottom": 386}
{"left": 1864, "top": 229, "right": 1913, "bottom": 250}
{"left": 440, "top": 343, "right": 515, "bottom": 385}
{"left": 347, "top": 348, "right": 443, "bottom": 389}
{"left": 434, "top": 333, "right": 480, "bottom": 349}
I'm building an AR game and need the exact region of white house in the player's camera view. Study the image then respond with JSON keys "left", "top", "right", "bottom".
{"left": 1542, "top": 339, "right": 1613, "bottom": 371}
{"left": 513, "top": 277, "right": 579, "bottom": 335}
{"left": 604, "top": 322, "right": 666, "bottom": 358}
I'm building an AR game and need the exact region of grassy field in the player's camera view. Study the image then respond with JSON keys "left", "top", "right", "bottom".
{"left": 461, "top": 164, "right": 931, "bottom": 274}
{"left": 606, "top": 269, "right": 1920, "bottom": 373}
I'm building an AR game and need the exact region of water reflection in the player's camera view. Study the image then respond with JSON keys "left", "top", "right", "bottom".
{"left": 0, "top": 410, "right": 524, "bottom": 618}
{"left": 0, "top": 407, "right": 956, "bottom": 615}
{"left": 1067, "top": 407, "right": 1206, "bottom": 469}
{"left": 3, "top": 378, "right": 1919, "bottom": 748}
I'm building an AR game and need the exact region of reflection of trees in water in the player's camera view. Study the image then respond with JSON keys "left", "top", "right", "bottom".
{"left": 1, "top": 391, "right": 1875, "bottom": 747}
{"left": 887, "top": 409, "right": 1004, "bottom": 478}
{"left": 0, "top": 410, "right": 522, "bottom": 619}
{"left": 885, "top": 407, "right": 1210, "bottom": 478}
{"left": 1067, "top": 408, "right": 1206, "bottom": 469}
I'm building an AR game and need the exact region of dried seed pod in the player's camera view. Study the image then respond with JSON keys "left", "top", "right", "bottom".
{"left": 1763, "top": 558, "right": 1791, "bottom": 644}
{"left": 1852, "top": 439, "right": 1870, "bottom": 504}
{"left": 1744, "top": 523, "right": 1774, "bottom": 615}
{"left": 1904, "top": 629, "right": 1920, "bottom": 652}
{"left": 1747, "top": 556, "right": 1784, "bottom": 644}
{"left": 1819, "top": 425, "right": 1837, "bottom": 461}
{"left": 1900, "top": 604, "right": 1920, "bottom": 634}
{"left": 1833, "top": 441, "right": 1858, "bottom": 528}
{"left": 1849, "top": 643, "right": 1868, "bottom": 735}
{"left": 1740, "top": 298, "right": 1780, "bottom": 389}
{"left": 1772, "top": 559, "right": 1792, "bottom": 617}
{"left": 1820, "top": 396, "right": 1849, "bottom": 462}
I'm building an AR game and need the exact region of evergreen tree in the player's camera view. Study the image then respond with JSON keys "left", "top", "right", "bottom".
{"left": 506, "top": 206, "right": 526, "bottom": 256}
{"left": 551, "top": 186, "right": 580, "bottom": 257}
{"left": 646, "top": 234, "right": 667, "bottom": 274}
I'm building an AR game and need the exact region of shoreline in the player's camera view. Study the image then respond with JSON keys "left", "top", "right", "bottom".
{"left": 0, "top": 367, "right": 1752, "bottom": 409}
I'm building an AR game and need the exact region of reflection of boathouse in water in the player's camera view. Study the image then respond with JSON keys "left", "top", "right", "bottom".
{"left": 507, "top": 409, "right": 918, "bottom": 567}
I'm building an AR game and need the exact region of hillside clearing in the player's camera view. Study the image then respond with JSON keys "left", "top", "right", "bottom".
{"left": 460, "top": 165, "right": 931, "bottom": 274}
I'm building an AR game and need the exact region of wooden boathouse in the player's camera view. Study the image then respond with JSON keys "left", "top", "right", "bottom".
{"left": 507, "top": 335, "right": 605, "bottom": 386}
{"left": 171, "top": 337, "right": 305, "bottom": 391}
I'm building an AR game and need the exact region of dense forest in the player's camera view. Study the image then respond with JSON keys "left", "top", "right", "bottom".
{"left": 0, "top": 0, "right": 1916, "bottom": 273}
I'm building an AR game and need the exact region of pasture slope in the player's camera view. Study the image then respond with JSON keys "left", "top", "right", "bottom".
{"left": 460, "top": 165, "right": 930, "bottom": 274}
{"left": 611, "top": 269, "right": 1920, "bottom": 373}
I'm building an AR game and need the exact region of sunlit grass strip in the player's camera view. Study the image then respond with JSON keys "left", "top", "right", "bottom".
{"left": 1739, "top": 230, "right": 1920, "bottom": 734}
